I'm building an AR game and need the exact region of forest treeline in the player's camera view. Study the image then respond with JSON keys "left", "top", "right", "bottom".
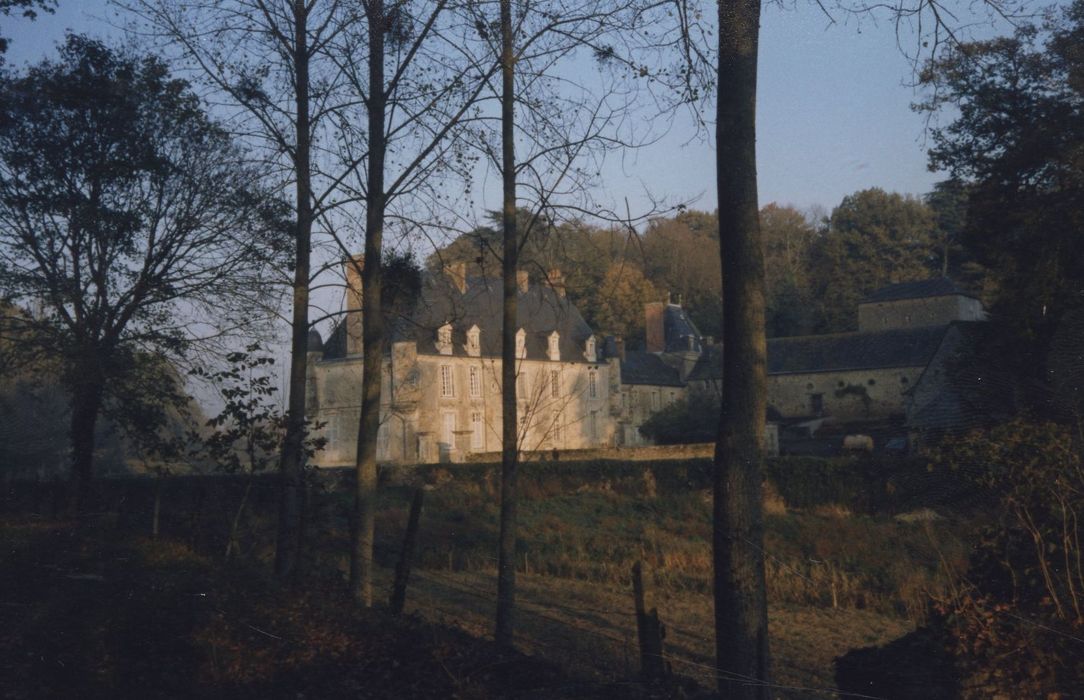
{"left": 430, "top": 184, "right": 977, "bottom": 347}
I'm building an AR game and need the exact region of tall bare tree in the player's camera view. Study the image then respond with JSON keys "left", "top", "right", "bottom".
{"left": 330, "top": 0, "right": 502, "bottom": 606}
{"left": 460, "top": 0, "right": 678, "bottom": 647}
{"left": 495, "top": 0, "right": 519, "bottom": 647}
{"left": 127, "top": 0, "right": 355, "bottom": 579}
{"left": 713, "top": 3, "right": 770, "bottom": 695}
{"left": 676, "top": 1, "right": 1032, "bottom": 692}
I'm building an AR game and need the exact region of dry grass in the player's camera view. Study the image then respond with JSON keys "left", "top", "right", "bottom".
{"left": 381, "top": 566, "right": 912, "bottom": 698}
{"left": 364, "top": 480, "right": 969, "bottom": 624}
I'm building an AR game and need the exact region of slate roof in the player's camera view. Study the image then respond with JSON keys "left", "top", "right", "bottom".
{"left": 323, "top": 273, "right": 596, "bottom": 363}
{"left": 687, "top": 344, "right": 723, "bottom": 382}
{"left": 907, "top": 322, "right": 1021, "bottom": 433}
{"left": 662, "top": 304, "right": 703, "bottom": 353}
{"left": 686, "top": 326, "right": 950, "bottom": 380}
{"left": 768, "top": 326, "right": 949, "bottom": 374}
{"left": 861, "top": 278, "right": 976, "bottom": 303}
{"left": 620, "top": 351, "right": 683, "bottom": 387}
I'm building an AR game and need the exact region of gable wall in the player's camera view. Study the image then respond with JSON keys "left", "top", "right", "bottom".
{"left": 768, "top": 366, "right": 924, "bottom": 421}
{"left": 858, "top": 295, "right": 985, "bottom": 332}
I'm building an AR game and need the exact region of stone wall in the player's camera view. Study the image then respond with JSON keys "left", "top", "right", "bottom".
{"left": 768, "top": 366, "right": 923, "bottom": 421}
{"left": 464, "top": 441, "right": 716, "bottom": 463}
{"left": 858, "top": 295, "right": 985, "bottom": 332}
{"left": 463, "top": 423, "right": 779, "bottom": 464}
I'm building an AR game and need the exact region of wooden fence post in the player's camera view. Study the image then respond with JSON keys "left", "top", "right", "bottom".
{"left": 632, "top": 560, "right": 667, "bottom": 681}
{"left": 390, "top": 487, "right": 425, "bottom": 615}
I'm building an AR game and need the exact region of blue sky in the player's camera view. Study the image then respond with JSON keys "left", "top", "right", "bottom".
{"left": 1, "top": 1, "right": 1018, "bottom": 219}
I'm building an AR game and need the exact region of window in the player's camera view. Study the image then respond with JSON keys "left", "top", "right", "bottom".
{"left": 548, "top": 331, "right": 560, "bottom": 361}
{"left": 588, "top": 411, "right": 598, "bottom": 440}
{"left": 377, "top": 424, "right": 389, "bottom": 456}
{"left": 466, "top": 325, "right": 481, "bottom": 356}
{"left": 668, "top": 391, "right": 676, "bottom": 406}
{"left": 437, "top": 323, "right": 453, "bottom": 355}
{"left": 470, "top": 411, "right": 484, "bottom": 449}
{"left": 550, "top": 369, "right": 560, "bottom": 398}
{"left": 810, "top": 393, "right": 824, "bottom": 415}
{"left": 441, "top": 411, "right": 456, "bottom": 446}
{"left": 325, "top": 412, "right": 339, "bottom": 452}
{"left": 440, "top": 365, "right": 454, "bottom": 397}
{"left": 589, "top": 369, "right": 598, "bottom": 398}
{"left": 553, "top": 414, "right": 563, "bottom": 443}
{"left": 515, "top": 328, "right": 526, "bottom": 359}
{"left": 469, "top": 366, "right": 481, "bottom": 397}
{"left": 584, "top": 336, "right": 597, "bottom": 362}
{"left": 651, "top": 392, "right": 660, "bottom": 411}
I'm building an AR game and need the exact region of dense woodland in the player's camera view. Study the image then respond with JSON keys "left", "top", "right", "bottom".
{"left": 1, "top": 0, "right": 1083, "bottom": 697}
{"left": 430, "top": 185, "right": 979, "bottom": 348}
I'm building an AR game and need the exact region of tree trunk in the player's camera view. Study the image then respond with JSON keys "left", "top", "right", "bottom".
{"left": 275, "top": 0, "right": 314, "bottom": 581}
{"left": 494, "top": 0, "right": 519, "bottom": 648}
{"left": 152, "top": 475, "right": 163, "bottom": 539}
{"left": 350, "top": 0, "right": 387, "bottom": 607}
{"left": 69, "top": 378, "right": 104, "bottom": 515}
{"left": 390, "top": 487, "right": 424, "bottom": 614}
{"left": 713, "top": 1, "right": 771, "bottom": 697}
{"left": 225, "top": 478, "right": 253, "bottom": 562}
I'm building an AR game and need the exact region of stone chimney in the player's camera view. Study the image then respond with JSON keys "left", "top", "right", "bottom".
{"left": 547, "top": 268, "right": 566, "bottom": 299}
{"left": 444, "top": 261, "right": 468, "bottom": 294}
{"left": 517, "top": 270, "right": 530, "bottom": 293}
{"left": 645, "top": 301, "right": 665, "bottom": 353}
{"left": 344, "top": 255, "right": 364, "bottom": 355}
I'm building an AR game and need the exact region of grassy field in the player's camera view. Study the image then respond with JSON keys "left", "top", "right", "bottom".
{"left": 317, "top": 463, "right": 969, "bottom": 695}
{"left": 2, "top": 460, "right": 973, "bottom": 697}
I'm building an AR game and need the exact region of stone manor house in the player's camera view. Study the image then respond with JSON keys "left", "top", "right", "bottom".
{"left": 306, "top": 260, "right": 987, "bottom": 466}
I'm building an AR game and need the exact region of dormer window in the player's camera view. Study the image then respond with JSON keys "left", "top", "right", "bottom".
{"left": 547, "top": 331, "right": 560, "bottom": 362}
{"left": 466, "top": 324, "right": 481, "bottom": 357}
{"left": 584, "top": 336, "right": 597, "bottom": 362}
{"left": 515, "top": 328, "right": 527, "bottom": 359}
{"left": 436, "top": 322, "right": 453, "bottom": 355}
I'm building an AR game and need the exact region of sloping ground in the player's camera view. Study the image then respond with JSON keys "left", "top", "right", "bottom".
{"left": 0, "top": 517, "right": 651, "bottom": 699}
{"left": 386, "top": 567, "right": 912, "bottom": 699}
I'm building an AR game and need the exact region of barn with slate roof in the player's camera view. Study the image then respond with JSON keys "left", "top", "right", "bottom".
{"left": 689, "top": 277, "right": 988, "bottom": 425}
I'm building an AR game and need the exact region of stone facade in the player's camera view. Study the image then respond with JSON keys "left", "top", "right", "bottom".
{"left": 767, "top": 367, "right": 923, "bottom": 422}
{"left": 307, "top": 260, "right": 681, "bottom": 466}
{"left": 309, "top": 271, "right": 985, "bottom": 464}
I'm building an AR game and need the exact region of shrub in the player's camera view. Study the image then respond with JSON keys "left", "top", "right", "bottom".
{"left": 638, "top": 393, "right": 719, "bottom": 444}
{"left": 930, "top": 420, "right": 1084, "bottom": 697}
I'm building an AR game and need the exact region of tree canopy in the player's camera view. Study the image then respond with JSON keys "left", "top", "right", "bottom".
{"left": 808, "top": 188, "right": 939, "bottom": 332}
{"left": 917, "top": 2, "right": 1084, "bottom": 352}
{"left": 0, "top": 35, "right": 284, "bottom": 501}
